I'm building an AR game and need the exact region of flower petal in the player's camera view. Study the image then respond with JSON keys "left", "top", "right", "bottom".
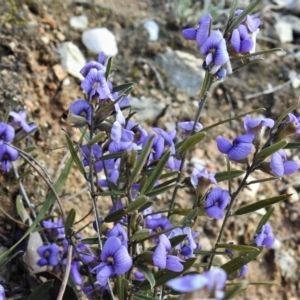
{"left": 153, "top": 242, "right": 167, "bottom": 269}
{"left": 166, "top": 255, "right": 184, "bottom": 272}
{"left": 101, "top": 236, "right": 122, "bottom": 261}
{"left": 113, "top": 245, "right": 132, "bottom": 275}
{"left": 216, "top": 137, "right": 232, "bottom": 154}
{"left": 167, "top": 274, "right": 208, "bottom": 292}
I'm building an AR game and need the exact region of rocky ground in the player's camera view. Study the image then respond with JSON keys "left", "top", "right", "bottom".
{"left": 0, "top": 0, "right": 300, "bottom": 299}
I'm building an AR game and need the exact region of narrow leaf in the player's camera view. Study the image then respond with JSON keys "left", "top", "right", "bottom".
{"left": 64, "top": 133, "right": 86, "bottom": 176}
{"left": 217, "top": 244, "right": 260, "bottom": 252}
{"left": 145, "top": 180, "right": 177, "bottom": 197}
{"left": 130, "top": 229, "right": 151, "bottom": 242}
{"left": 215, "top": 170, "right": 245, "bottom": 182}
{"left": 255, "top": 207, "right": 274, "bottom": 234}
{"left": 104, "top": 208, "right": 127, "bottom": 223}
{"left": 170, "top": 234, "right": 187, "bottom": 248}
{"left": 113, "top": 82, "right": 136, "bottom": 93}
{"left": 284, "top": 142, "right": 300, "bottom": 149}
{"left": 228, "top": 0, "right": 238, "bottom": 22}
{"left": 223, "top": 281, "right": 249, "bottom": 300}
{"left": 65, "top": 208, "right": 76, "bottom": 232}
{"left": 255, "top": 140, "right": 288, "bottom": 160}
{"left": 126, "top": 195, "right": 149, "bottom": 213}
{"left": 27, "top": 280, "right": 54, "bottom": 300}
{"left": 170, "top": 208, "right": 205, "bottom": 217}
{"left": 231, "top": 48, "right": 282, "bottom": 61}
{"left": 97, "top": 190, "right": 126, "bottom": 197}
{"left": 23, "top": 146, "right": 36, "bottom": 153}
{"left": 234, "top": 194, "right": 291, "bottom": 215}
{"left": 129, "top": 135, "right": 154, "bottom": 186}
{"left": 248, "top": 281, "right": 281, "bottom": 286}
{"left": 81, "top": 237, "right": 101, "bottom": 245}
{"left": 133, "top": 295, "right": 157, "bottom": 300}
{"left": 221, "top": 247, "right": 263, "bottom": 275}
{"left": 105, "top": 56, "right": 113, "bottom": 80}
{"left": 179, "top": 132, "right": 206, "bottom": 155}
{"left": 136, "top": 264, "right": 156, "bottom": 289}
{"left": 87, "top": 131, "right": 106, "bottom": 146}
{"left": 141, "top": 150, "right": 171, "bottom": 194}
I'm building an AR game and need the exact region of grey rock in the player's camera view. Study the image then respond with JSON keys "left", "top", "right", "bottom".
{"left": 69, "top": 15, "right": 88, "bottom": 30}
{"left": 155, "top": 48, "right": 205, "bottom": 96}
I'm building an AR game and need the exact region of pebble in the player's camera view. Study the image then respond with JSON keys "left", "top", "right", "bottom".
{"left": 276, "top": 250, "right": 298, "bottom": 279}
{"left": 275, "top": 21, "right": 293, "bottom": 43}
{"left": 82, "top": 28, "right": 118, "bottom": 56}
{"left": 69, "top": 15, "right": 88, "bottom": 30}
{"left": 143, "top": 20, "right": 159, "bottom": 41}
{"left": 52, "top": 64, "right": 67, "bottom": 81}
{"left": 57, "top": 42, "right": 86, "bottom": 80}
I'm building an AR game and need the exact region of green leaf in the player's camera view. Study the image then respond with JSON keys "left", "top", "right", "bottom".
{"left": 27, "top": 280, "right": 54, "bottom": 300}
{"left": 231, "top": 48, "right": 282, "bottom": 61}
{"left": 178, "top": 208, "right": 201, "bottom": 227}
{"left": 217, "top": 244, "right": 260, "bottom": 252}
{"left": 215, "top": 170, "right": 245, "bottom": 182}
{"left": 255, "top": 140, "right": 288, "bottom": 160}
{"left": 233, "top": 58, "right": 263, "bottom": 73}
{"left": 138, "top": 258, "right": 197, "bottom": 290}
{"left": 170, "top": 208, "right": 205, "bottom": 217}
{"left": 141, "top": 150, "right": 171, "bottom": 194}
{"left": 104, "top": 208, "right": 127, "bottom": 223}
{"left": 223, "top": 281, "right": 249, "bottom": 300}
{"left": 248, "top": 281, "right": 281, "bottom": 286}
{"left": 81, "top": 237, "right": 102, "bottom": 245}
{"left": 64, "top": 133, "right": 86, "bottom": 176}
{"left": 179, "top": 131, "right": 206, "bottom": 155}
{"left": 65, "top": 208, "right": 76, "bottom": 232}
{"left": 126, "top": 195, "right": 149, "bottom": 213}
{"left": 87, "top": 131, "right": 106, "bottom": 146}
{"left": 234, "top": 194, "right": 291, "bottom": 215}
{"left": 228, "top": 0, "right": 238, "bottom": 22}
{"left": 105, "top": 56, "right": 113, "bottom": 80}
{"left": 284, "top": 142, "right": 300, "bottom": 149}
{"left": 226, "top": 0, "right": 263, "bottom": 33}
{"left": 130, "top": 229, "right": 151, "bottom": 242}
{"left": 221, "top": 247, "right": 263, "bottom": 275}
{"left": 193, "top": 250, "right": 225, "bottom": 255}
{"left": 0, "top": 156, "right": 73, "bottom": 264}
{"left": 169, "top": 234, "right": 187, "bottom": 248}
{"left": 23, "top": 146, "right": 36, "bottom": 153}
{"left": 136, "top": 264, "right": 156, "bottom": 289}
{"left": 145, "top": 179, "right": 177, "bottom": 197}
{"left": 113, "top": 82, "right": 136, "bottom": 93}
{"left": 255, "top": 207, "right": 274, "bottom": 234}
{"left": 97, "top": 190, "right": 126, "bottom": 197}
{"left": 133, "top": 295, "right": 157, "bottom": 300}
{"left": 129, "top": 135, "right": 154, "bottom": 186}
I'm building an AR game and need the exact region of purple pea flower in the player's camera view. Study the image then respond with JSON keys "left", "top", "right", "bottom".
{"left": 0, "top": 122, "right": 15, "bottom": 143}
{"left": 231, "top": 24, "right": 253, "bottom": 53}
{"left": 37, "top": 244, "right": 60, "bottom": 267}
{"left": 153, "top": 234, "right": 184, "bottom": 272}
{"left": 0, "top": 285, "right": 5, "bottom": 300}
{"left": 191, "top": 163, "right": 217, "bottom": 188}
{"left": 9, "top": 111, "right": 36, "bottom": 132}
{"left": 182, "top": 14, "right": 212, "bottom": 47}
{"left": 238, "top": 264, "right": 248, "bottom": 278}
{"left": 81, "top": 68, "right": 112, "bottom": 101}
{"left": 107, "top": 223, "right": 128, "bottom": 245}
{"left": 235, "top": 9, "right": 261, "bottom": 33}
{"left": 255, "top": 224, "right": 275, "bottom": 248}
{"left": 93, "top": 236, "right": 132, "bottom": 286}
{"left": 216, "top": 134, "right": 254, "bottom": 161}
{"left": 167, "top": 267, "right": 226, "bottom": 299}
{"left": 145, "top": 214, "right": 173, "bottom": 232}
{"left": 70, "top": 261, "right": 83, "bottom": 285}
{"left": 43, "top": 219, "right": 65, "bottom": 240}
{"left": 81, "top": 144, "right": 103, "bottom": 173}
{"left": 287, "top": 113, "right": 300, "bottom": 134}
{"left": 244, "top": 114, "right": 274, "bottom": 134}
{"left": 205, "top": 187, "right": 230, "bottom": 219}
{"left": 200, "top": 30, "right": 230, "bottom": 75}
{"left": 80, "top": 52, "right": 107, "bottom": 77}
{"left": 270, "top": 149, "right": 299, "bottom": 177}
{"left": 69, "top": 99, "right": 92, "bottom": 126}
{"left": 0, "top": 144, "right": 19, "bottom": 172}
{"left": 178, "top": 121, "right": 203, "bottom": 135}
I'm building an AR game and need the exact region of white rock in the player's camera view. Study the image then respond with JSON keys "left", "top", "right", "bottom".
{"left": 82, "top": 28, "right": 118, "bottom": 56}
{"left": 276, "top": 250, "right": 297, "bottom": 279}
{"left": 275, "top": 21, "right": 293, "bottom": 43}
{"left": 57, "top": 42, "right": 86, "bottom": 80}
{"left": 69, "top": 15, "right": 88, "bottom": 30}
{"left": 144, "top": 20, "right": 159, "bottom": 41}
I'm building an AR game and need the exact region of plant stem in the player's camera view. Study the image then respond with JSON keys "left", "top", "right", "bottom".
{"left": 168, "top": 73, "right": 213, "bottom": 217}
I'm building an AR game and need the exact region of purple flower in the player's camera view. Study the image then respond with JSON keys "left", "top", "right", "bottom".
{"left": 168, "top": 227, "right": 199, "bottom": 258}
{"left": 71, "top": 261, "right": 83, "bottom": 285}
{"left": 37, "top": 244, "right": 60, "bottom": 267}
{"left": 0, "top": 284, "right": 5, "bottom": 300}
{"left": 153, "top": 234, "right": 184, "bottom": 272}
{"left": 216, "top": 134, "right": 254, "bottom": 161}
{"left": 191, "top": 163, "right": 216, "bottom": 188}
{"left": 200, "top": 30, "right": 230, "bottom": 74}
{"left": 134, "top": 271, "right": 145, "bottom": 281}
{"left": 178, "top": 121, "right": 203, "bottom": 135}
{"left": 93, "top": 236, "right": 132, "bottom": 286}
{"left": 244, "top": 114, "right": 274, "bottom": 134}
{"left": 81, "top": 144, "right": 103, "bottom": 173}
{"left": 145, "top": 214, "right": 172, "bottom": 232}
{"left": 0, "top": 122, "right": 15, "bottom": 143}
{"left": 255, "top": 224, "right": 275, "bottom": 248}
{"left": 167, "top": 267, "right": 226, "bottom": 298}
{"left": 288, "top": 113, "right": 300, "bottom": 134}
{"left": 80, "top": 68, "right": 112, "bottom": 101}
{"left": 9, "top": 111, "right": 36, "bottom": 132}
{"left": 69, "top": 99, "right": 92, "bottom": 126}
{"left": 107, "top": 223, "right": 128, "bottom": 245}
{"left": 238, "top": 264, "right": 248, "bottom": 278}
{"left": 182, "top": 14, "right": 212, "bottom": 47}
{"left": 80, "top": 52, "right": 107, "bottom": 77}
{"left": 235, "top": 9, "right": 260, "bottom": 33}
{"left": 43, "top": 219, "right": 65, "bottom": 240}
{"left": 205, "top": 187, "right": 230, "bottom": 219}
{"left": 231, "top": 24, "right": 253, "bottom": 53}
{"left": 270, "top": 149, "right": 299, "bottom": 177}
{"left": 0, "top": 144, "right": 19, "bottom": 172}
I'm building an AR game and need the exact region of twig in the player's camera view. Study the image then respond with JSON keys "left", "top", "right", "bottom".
{"left": 57, "top": 243, "right": 73, "bottom": 300}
